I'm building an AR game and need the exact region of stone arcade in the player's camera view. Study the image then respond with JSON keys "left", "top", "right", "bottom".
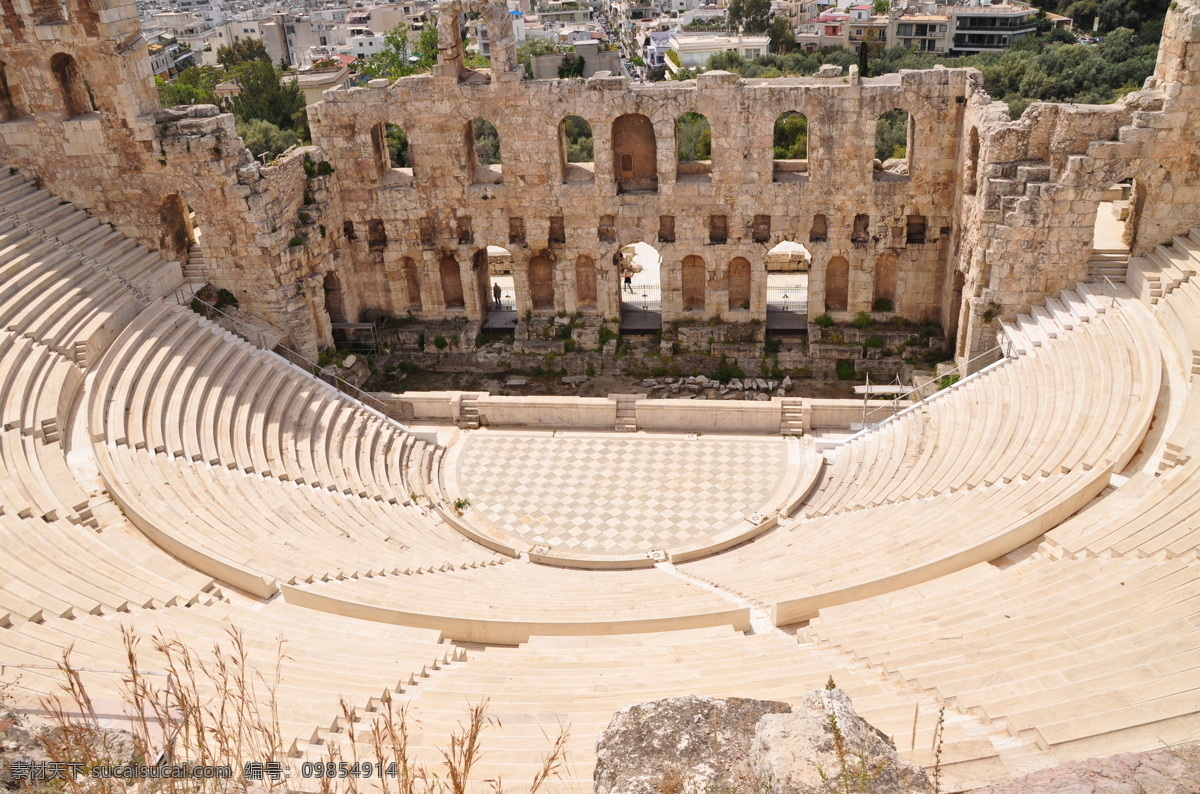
{"left": 2, "top": 0, "right": 1198, "bottom": 362}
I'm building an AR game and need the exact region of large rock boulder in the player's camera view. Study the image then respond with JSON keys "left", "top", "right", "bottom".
{"left": 594, "top": 695, "right": 791, "bottom": 794}
{"left": 751, "top": 688, "right": 930, "bottom": 794}
{"left": 594, "top": 689, "right": 929, "bottom": 794}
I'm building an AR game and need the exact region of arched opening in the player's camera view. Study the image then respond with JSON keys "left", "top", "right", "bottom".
{"left": 0, "top": 62, "right": 20, "bottom": 122}
{"left": 576, "top": 255, "right": 597, "bottom": 309}
{"left": 324, "top": 272, "right": 347, "bottom": 325}
{"left": 728, "top": 257, "right": 751, "bottom": 311}
{"left": 560, "top": 115, "right": 594, "bottom": 184}
{"left": 373, "top": 121, "right": 412, "bottom": 181}
{"left": 612, "top": 113, "right": 657, "bottom": 193}
{"left": 619, "top": 242, "right": 662, "bottom": 333}
{"left": 852, "top": 214, "right": 870, "bottom": 245}
{"left": 766, "top": 241, "right": 810, "bottom": 332}
{"left": 953, "top": 269, "right": 968, "bottom": 358}
{"left": 400, "top": 256, "right": 422, "bottom": 311}
{"left": 873, "top": 253, "right": 897, "bottom": 312}
{"left": 158, "top": 194, "right": 195, "bottom": 262}
{"left": 681, "top": 254, "right": 706, "bottom": 312}
{"left": 1090, "top": 178, "right": 1139, "bottom": 280}
{"left": 50, "top": 53, "right": 92, "bottom": 119}
{"left": 528, "top": 253, "right": 555, "bottom": 311}
{"left": 477, "top": 246, "right": 517, "bottom": 330}
{"left": 466, "top": 117, "right": 502, "bottom": 184}
{"left": 675, "top": 112, "right": 711, "bottom": 183}
{"left": 772, "top": 111, "right": 809, "bottom": 183}
{"left": 825, "top": 256, "right": 849, "bottom": 312}
{"left": 440, "top": 254, "right": 465, "bottom": 308}
{"left": 367, "top": 219, "right": 387, "bottom": 249}
{"left": 964, "top": 126, "right": 980, "bottom": 194}
{"left": 874, "top": 107, "right": 911, "bottom": 181}
{"left": 809, "top": 214, "right": 828, "bottom": 244}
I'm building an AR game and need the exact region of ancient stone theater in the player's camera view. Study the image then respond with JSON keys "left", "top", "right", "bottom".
{"left": 1, "top": 0, "right": 1200, "bottom": 788}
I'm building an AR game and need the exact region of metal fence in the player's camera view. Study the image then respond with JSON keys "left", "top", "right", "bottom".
{"left": 487, "top": 283, "right": 517, "bottom": 311}
{"left": 621, "top": 283, "right": 661, "bottom": 312}
{"left": 766, "top": 285, "right": 808, "bottom": 313}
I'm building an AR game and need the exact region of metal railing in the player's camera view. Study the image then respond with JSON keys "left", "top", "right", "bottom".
{"left": 766, "top": 285, "right": 808, "bottom": 313}
{"left": 487, "top": 283, "right": 517, "bottom": 311}
{"left": 842, "top": 343, "right": 1007, "bottom": 441}
{"left": 621, "top": 283, "right": 661, "bottom": 312}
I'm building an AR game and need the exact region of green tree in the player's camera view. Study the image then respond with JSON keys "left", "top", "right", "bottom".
{"left": 360, "top": 24, "right": 415, "bottom": 79}
{"left": 874, "top": 108, "right": 908, "bottom": 161}
{"left": 235, "top": 118, "right": 300, "bottom": 159}
{"left": 558, "top": 53, "right": 585, "bottom": 78}
{"left": 156, "top": 65, "right": 224, "bottom": 106}
{"left": 217, "top": 38, "right": 269, "bottom": 68}
{"left": 773, "top": 111, "right": 807, "bottom": 159}
{"left": 873, "top": 0, "right": 888, "bottom": 13}
{"left": 562, "top": 115, "right": 594, "bottom": 162}
{"left": 516, "top": 38, "right": 561, "bottom": 78}
{"left": 769, "top": 16, "right": 796, "bottom": 53}
{"left": 226, "top": 59, "right": 306, "bottom": 132}
{"left": 471, "top": 118, "right": 501, "bottom": 165}
{"left": 675, "top": 112, "right": 711, "bottom": 160}
{"left": 740, "top": 0, "right": 773, "bottom": 34}
{"left": 385, "top": 124, "right": 410, "bottom": 168}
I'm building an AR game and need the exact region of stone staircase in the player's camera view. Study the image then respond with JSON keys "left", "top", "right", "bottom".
{"left": 999, "top": 282, "right": 1113, "bottom": 357}
{"left": 458, "top": 395, "right": 480, "bottom": 429}
{"left": 1126, "top": 229, "right": 1200, "bottom": 305}
{"left": 780, "top": 397, "right": 805, "bottom": 436}
{"left": 1087, "top": 248, "right": 1128, "bottom": 283}
{"left": 184, "top": 242, "right": 210, "bottom": 282}
{"left": 614, "top": 394, "right": 639, "bottom": 432}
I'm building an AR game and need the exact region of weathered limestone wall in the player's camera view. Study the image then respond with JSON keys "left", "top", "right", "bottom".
{"left": 0, "top": 0, "right": 338, "bottom": 357}
{"left": 310, "top": 66, "right": 971, "bottom": 328}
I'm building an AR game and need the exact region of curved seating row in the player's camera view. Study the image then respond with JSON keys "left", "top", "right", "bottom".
{"left": 682, "top": 466, "right": 1105, "bottom": 623}
{"left": 3, "top": 593, "right": 458, "bottom": 754}
{"left": 303, "top": 627, "right": 1016, "bottom": 792}
{"left": 808, "top": 552, "right": 1200, "bottom": 762}
{"left": 88, "top": 300, "right": 502, "bottom": 595}
{"left": 282, "top": 561, "right": 751, "bottom": 643}
{"left": 804, "top": 291, "right": 1158, "bottom": 518}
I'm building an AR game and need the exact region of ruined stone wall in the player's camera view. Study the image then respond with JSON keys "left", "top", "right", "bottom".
{"left": 949, "top": 0, "right": 1200, "bottom": 362}
{"left": 0, "top": 0, "right": 338, "bottom": 357}
{"left": 311, "top": 67, "right": 972, "bottom": 333}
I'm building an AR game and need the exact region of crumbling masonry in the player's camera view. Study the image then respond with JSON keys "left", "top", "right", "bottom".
{"left": 1, "top": 0, "right": 1199, "bottom": 361}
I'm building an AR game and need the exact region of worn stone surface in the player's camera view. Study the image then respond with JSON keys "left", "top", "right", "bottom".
{"left": 971, "top": 743, "right": 1200, "bottom": 794}
{"left": 751, "top": 688, "right": 930, "bottom": 794}
{"left": 594, "top": 695, "right": 791, "bottom": 794}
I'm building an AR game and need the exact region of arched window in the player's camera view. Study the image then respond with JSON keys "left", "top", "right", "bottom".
{"left": 681, "top": 254, "right": 705, "bottom": 311}
{"left": 528, "top": 253, "right": 555, "bottom": 310}
{"left": 964, "top": 126, "right": 980, "bottom": 194}
{"left": 50, "top": 53, "right": 91, "bottom": 119}
{"left": 612, "top": 113, "right": 657, "bottom": 193}
{"left": 675, "top": 112, "right": 711, "bottom": 183}
{"left": 0, "top": 62, "right": 19, "bottom": 122}
{"left": 158, "top": 194, "right": 194, "bottom": 261}
{"left": 575, "top": 255, "right": 596, "bottom": 309}
{"left": 873, "top": 253, "right": 897, "bottom": 312}
{"left": 466, "top": 117, "right": 502, "bottom": 184}
{"left": 440, "top": 255, "right": 465, "bottom": 308}
{"left": 809, "top": 214, "right": 828, "bottom": 244}
{"left": 825, "top": 256, "right": 849, "bottom": 312}
{"left": 400, "top": 257, "right": 422, "bottom": 310}
{"left": 560, "top": 115, "right": 594, "bottom": 184}
{"left": 373, "top": 121, "right": 412, "bottom": 178}
{"left": 772, "top": 111, "right": 808, "bottom": 182}
{"left": 728, "top": 257, "right": 751, "bottom": 311}
{"left": 874, "top": 108, "right": 911, "bottom": 181}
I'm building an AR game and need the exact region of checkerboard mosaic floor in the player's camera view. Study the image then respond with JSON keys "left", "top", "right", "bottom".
{"left": 452, "top": 431, "right": 788, "bottom": 556}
